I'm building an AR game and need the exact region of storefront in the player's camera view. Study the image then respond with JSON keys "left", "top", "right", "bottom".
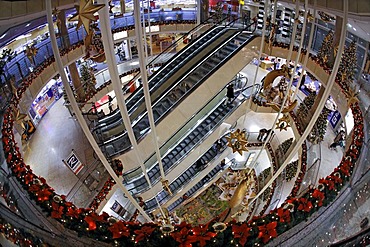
{"left": 28, "top": 77, "right": 63, "bottom": 125}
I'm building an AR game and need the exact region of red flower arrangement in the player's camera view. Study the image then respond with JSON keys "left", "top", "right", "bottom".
{"left": 134, "top": 225, "right": 155, "bottom": 242}
{"left": 258, "top": 221, "right": 278, "bottom": 243}
{"left": 232, "top": 223, "right": 251, "bottom": 246}
{"left": 108, "top": 221, "right": 130, "bottom": 239}
{"left": 297, "top": 197, "right": 313, "bottom": 212}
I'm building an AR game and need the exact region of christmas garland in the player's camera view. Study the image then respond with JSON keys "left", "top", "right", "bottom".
{"left": 0, "top": 39, "right": 364, "bottom": 247}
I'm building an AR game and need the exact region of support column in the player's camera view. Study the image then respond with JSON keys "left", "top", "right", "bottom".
{"left": 197, "top": 0, "right": 201, "bottom": 25}
{"left": 120, "top": 0, "right": 125, "bottom": 14}
{"left": 57, "top": 9, "right": 84, "bottom": 100}
{"left": 134, "top": 0, "right": 167, "bottom": 189}
{"left": 45, "top": 0, "right": 152, "bottom": 222}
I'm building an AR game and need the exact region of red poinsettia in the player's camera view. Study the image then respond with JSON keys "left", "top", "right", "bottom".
{"left": 51, "top": 201, "right": 64, "bottom": 219}
{"left": 297, "top": 198, "right": 313, "bottom": 212}
{"left": 134, "top": 225, "right": 155, "bottom": 242}
{"left": 191, "top": 225, "right": 217, "bottom": 247}
{"left": 311, "top": 189, "right": 325, "bottom": 206}
{"left": 232, "top": 223, "right": 251, "bottom": 246}
{"left": 276, "top": 207, "right": 291, "bottom": 223}
{"left": 318, "top": 178, "right": 335, "bottom": 191}
{"left": 84, "top": 212, "right": 106, "bottom": 231}
{"left": 258, "top": 221, "right": 278, "bottom": 244}
{"left": 108, "top": 221, "right": 130, "bottom": 239}
{"left": 37, "top": 188, "right": 53, "bottom": 202}
{"left": 171, "top": 226, "right": 197, "bottom": 247}
{"left": 24, "top": 172, "right": 34, "bottom": 185}
{"left": 66, "top": 207, "right": 81, "bottom": 218}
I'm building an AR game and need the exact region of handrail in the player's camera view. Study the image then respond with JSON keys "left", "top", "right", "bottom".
{"left": 122, "top": 83, "right": 260, "bottom": 193}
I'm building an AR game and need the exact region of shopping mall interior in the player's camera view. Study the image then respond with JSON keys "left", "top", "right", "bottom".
{"left": 0, "top": 0, "right": 369, "bottom": 246}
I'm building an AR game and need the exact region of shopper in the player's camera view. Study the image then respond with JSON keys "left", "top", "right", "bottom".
{"left": 226, "top": 84, "right": 234, "bottom": 104}
{"left": 108, "top": 95, "right": 114, "bottom": 113}
{"left": 257, "top": 128, "right": 268, "bottom": 141}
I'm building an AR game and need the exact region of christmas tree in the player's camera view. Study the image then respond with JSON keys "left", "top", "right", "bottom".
{"left": 336, "top": 41, "right": 357, "bottom": 86}
{"left": 80, "top": 63, "right": 97, "bottom": 101}
{"left": 285, "top": 160, "right": 298, "bottom": 181}
{"left": 296, "top": 92, "right": 316, "bottom": 127}
{"left": 276, "top": 138, "right": 294, "bottom": 166}
{"left": 317, "top": 30, "right": 333, "bottom": 66}
{"left": 308, "top": 107, "right": 330, "bottom": 144}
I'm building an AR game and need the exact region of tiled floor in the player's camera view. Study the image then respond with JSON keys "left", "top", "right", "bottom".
{"left": 20, "top": 60, "right": 346, "bottom": 221}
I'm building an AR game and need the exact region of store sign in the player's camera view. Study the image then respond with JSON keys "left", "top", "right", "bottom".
{"left": 63, "top": 151, "right": 84, "bottom": 175}
{"left": 113, "top": 31, "right": 127, "bottom": 40}
{"left": 329, "top": 110, "right": 341, "bottom": 129}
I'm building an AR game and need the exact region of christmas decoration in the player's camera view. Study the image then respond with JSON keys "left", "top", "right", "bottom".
{"left": 226, "top": 129, "right": 248, "bottom": 155}
{"left": 161, "top": 179, "right": 172, "bottom": 196}
{"left": 0, "top": 25, "right": 365, "bottom": 247}
{"left": 309, "top": 107, "right": 330, "bottom": 144}
{"left": 285, "top": 160, "right": 298, "bottom": 181}
{"left": 343, "top": 87, "right": 359, "bottom": 107}
{"left": 276, "top": 114, "right": 291, "bottom": 131}
{"left": 318, "top": 11, "right": 336, "bottom": 22}
{"left": 337, "top": 41, "right": 357, "bottom": 84}
{"left": 276, "top": 138, "right": 293, "bottom": 166}
{"left": 316, "top": 30, "right": 334, "bottom": 66}
{"left": 79, "top": 62, "right": 97, "bottom": 100}
{"left": 68, "top": 0, "right": 105, "bottom": 33}
{"left": 296, "top": 92, "right": 316, "bottom": 126}
{"left": 0, "top": 49, "right": 16, "bottom": 82}
{"left": 24, "top": 45, "right": 38, "bottom": 65}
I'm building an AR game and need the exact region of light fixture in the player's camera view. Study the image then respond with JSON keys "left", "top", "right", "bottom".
{"left": 353, "top": 27, "right": 356, "bottom": 31}
{"left": 0, "top": 33, "right": 6, "bottom": 39}
{"left": 25, "top": 22, "right": 31, "bottom": 27}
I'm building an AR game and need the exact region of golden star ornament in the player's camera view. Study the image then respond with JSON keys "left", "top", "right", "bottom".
{"left": 226, "top": 129, "right": 249, "bottom": 155}
{"left": 276, "top": 115, "right": 291, "bottom": 131}
{"left": 69, "top": 0, "right": 105, "bottom": 32}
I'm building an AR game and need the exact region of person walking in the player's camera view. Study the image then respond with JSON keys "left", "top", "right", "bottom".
{"left": 108, "top": 95, "right": 114, "bottom": 113}
{"left": 226, "top": 84, "right": 234, "bottom": 104}
{"left": 257, "top": 128, "right": 268, "bottom": 141}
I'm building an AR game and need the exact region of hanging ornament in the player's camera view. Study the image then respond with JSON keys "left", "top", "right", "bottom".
{"left": 160, "top": 223, "right": 174, "bottom": 235}
{"left": 226, "top": 129, "right": 249, "bottom": 155}
{"left": 276, "top": 115, "right": 291, "bottom": 131}
{"left": 161, "top": 179, "right": 172, "bottom": 196}
{"left": 68, "top": 0, "right": 105, "bottom": 33}
{"left": 52, "top": 7, "right": 62, "bottom": 31}
{"left": 24, "top": 45, "right": 38, "bottom": 64}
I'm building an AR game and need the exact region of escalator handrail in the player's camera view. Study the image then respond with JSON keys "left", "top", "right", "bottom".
{"left": 100, "top": 28, "right": 257, "bottom": 148}
{"left": 122, "top": 83, "right": 261, "bottom": 185}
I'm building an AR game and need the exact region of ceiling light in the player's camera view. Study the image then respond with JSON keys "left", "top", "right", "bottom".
{"left": 25, "top": 23, "right": 31, "bottom": 27}
{"left": 353, "top": 27, "right": 356, "bottom": 31}
{"left": 0, "top": 33, "right": 6, "bottom": 39}
{"left": 347, "top": 23, "right": 352, "bottom": 28}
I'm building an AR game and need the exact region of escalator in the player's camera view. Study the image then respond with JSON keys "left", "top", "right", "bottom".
{"left": 100, "top": 31, "right": 257, "bottom": 158}
{"left": 94, "top": 27, "right": 238, "bottom": 139}
{"left": 93, "top": 18, "right": 233, "bottom": 131}
{"left": 122, "top": 83, "right": 260, "bottom": 195}
{"left": 143, "top": 135, "right": 229, "bottom": 211}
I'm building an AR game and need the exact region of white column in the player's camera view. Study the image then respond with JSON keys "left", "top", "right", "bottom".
{"left": 249, "top": 0, "right": 348, "bottom": 207}
{"left": 45, "top": 0, "right": 152, "bottom": 222}
{"left": 134, "top": 0, "right": 166, "bottom": 181}
{"left": 123, "top": 41, "right": 130, "bottom": 60}
{"left": 246, "top": 0, "right": 268, "bottom": 110}
{"left": 197, "top": 0, "right": 201, "bottom": 25}
{"left": 293, "top": 0, "right": 315, "bottom": 99}
{"left": 98, "top": 0, "right": 165, "bottom": 217}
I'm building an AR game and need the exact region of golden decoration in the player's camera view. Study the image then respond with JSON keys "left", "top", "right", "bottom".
{"left": 68, "top": 0, "right": 105, "bottom": 33}
{"left": 307, "top": 11, "right": 314, "bottom": 22}
{"left": 52, "top": 7, "right": 60, "bottom": 17}
{"left": 343, "top": 88, "right": 359, "bottom": 107}
{"left": 13, "top": 108, "right": 27, "bottom": 129}
{"left": 24, "top": 45, "right": 38, "bottom": 64}
{"left": 226, "top": 129, "right": 248, "bottom": 155}
{"left": 276, "top": 114, "right": 291, "bottom": 131}
{"left": 161, "top": 179, "right": 172, "bottom": 196}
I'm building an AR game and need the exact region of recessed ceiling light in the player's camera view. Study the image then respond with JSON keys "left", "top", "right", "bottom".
{"left": 0, "top": 33, "right": 6, "bottom": 39}
{"left": 347, "top": 23, "right": 352, "bottom": 28}
{"left": 353, "top": 27, "right": 356, "bottom": 31}
{"left": 25, "top": 23, "right": 31, "bottom": 27}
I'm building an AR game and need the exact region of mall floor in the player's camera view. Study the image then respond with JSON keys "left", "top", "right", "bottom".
{"left": 19, "top": 62, "right": 347, "bottom": 228}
